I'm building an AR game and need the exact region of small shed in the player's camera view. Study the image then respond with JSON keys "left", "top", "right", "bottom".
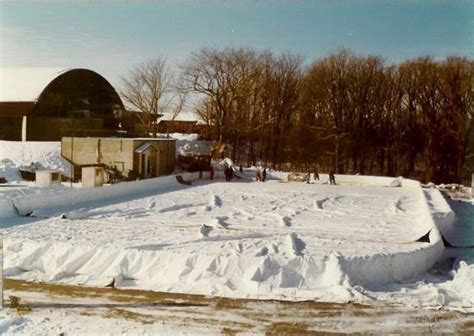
{"left": 82, "top": 166, "right": 105, "bottom": 188}
{"left": 61, "top": 137, "right": 176, "bottom": 180}
{"left": 134, "top": 142, "right": 157, "bottom": 179}
{"left": 36, "top": 170, "right": 62, "bottom": 187}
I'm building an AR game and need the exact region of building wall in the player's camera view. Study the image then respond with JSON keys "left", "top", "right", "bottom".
{"left": 61, "top": 137, "right": 176, "bottom": 179}
{"left": 157, "top": 120, "right": 198, "bottom": 134}
{"left": 0, "top": 117, "right": 22, "bottom": 140}
{"left": 0, "top": 115, "right": 113, "bottom": 141}
{"left": 28, "top": 117, "right": 106, "bottom": 141}
{"left": 62, "top": 137, "right": 135, "bottom": 176}
{"left": 132, "top": 139, "right": 175, "bottom": 176}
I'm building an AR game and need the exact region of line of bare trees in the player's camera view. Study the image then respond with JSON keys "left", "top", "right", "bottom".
{"left": 179, "top": 48, "right": 473, "bottom": 183}
{"left": 121, "top": 49, "right": 473, "bottom": 183}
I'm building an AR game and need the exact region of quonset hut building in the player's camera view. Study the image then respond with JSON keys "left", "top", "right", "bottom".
{"left": 0, "top": 68, "right": 126, "bottom": 141}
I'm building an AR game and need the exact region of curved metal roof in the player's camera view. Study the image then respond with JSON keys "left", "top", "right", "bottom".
{"left": 0, "top": 68, "right": 70, "bottom": 102}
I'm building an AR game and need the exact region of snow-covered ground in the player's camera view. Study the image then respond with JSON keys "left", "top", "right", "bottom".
{"left": 1, "top": 278, "right": 473, "bottom": 335}
{"left": 0, "top": 171, "right": 472, "bottom": 312}
{"left": 0, "top": 141, "right": 70, "bottom": 182}
{"left": 0, "top": 139, "right": 473, "bottom": 334}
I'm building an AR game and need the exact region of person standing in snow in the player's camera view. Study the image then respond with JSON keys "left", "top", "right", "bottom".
{"left": 313, "top": 167, "right": 319, "bottom": 181}
{"left": 329, "top": 171, "right": 336, "bottom": 185}
{"left": 225, "top": 167, "right": 230, "bottom": 181}
{"left": 262, "top": 167, "right": 267, "bottom": 182}
{"left": 306, "top": 169, "right": 311, "bottom": 184}
{"left": 239, "top": 164, "right": 243, "bottom": 174}
{"left": 255, "top": 168, "right": 261, "bottom": 181}
{"left": 209, "top": 165, "right": 214, "bottom": 180}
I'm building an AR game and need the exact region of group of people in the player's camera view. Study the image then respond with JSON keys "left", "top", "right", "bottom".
{"left": 208, "top": 163, "right": 239, "bottom": 182}
{"left": 208, "top": 162, "right": 336, "bottom": 185}
{"left": 306, "top": 167, "right": 336, "bottom": 185}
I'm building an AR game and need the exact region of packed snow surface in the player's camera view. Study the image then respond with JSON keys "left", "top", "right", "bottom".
{"left": 1, "top": 139, "right": 472, "bottom": 316}
{"left": 0, "top": 172, "right": 449, "bottom": 305}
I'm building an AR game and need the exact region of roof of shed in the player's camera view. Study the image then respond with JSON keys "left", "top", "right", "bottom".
{"left": 135, "top": 142, "right": 157, "bottom": 153}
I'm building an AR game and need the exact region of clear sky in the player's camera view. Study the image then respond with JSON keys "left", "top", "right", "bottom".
{"left": 0, "top": 1, "right": 473, "bottom": 88}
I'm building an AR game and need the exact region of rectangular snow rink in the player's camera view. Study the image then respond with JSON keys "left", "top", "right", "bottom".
{"left": 5, "top": 181, "right": 430, "bottom": 252}
{"left": 0, "top": 176, "right": 447, "bottom": 301}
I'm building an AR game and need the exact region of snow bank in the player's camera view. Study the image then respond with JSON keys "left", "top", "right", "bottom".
{"left": 0, "top": 199, "right": 16, "bottom": 219}
{"left": 313, "top": 175, "right": 448, "bottom": 287}
{"left": 262, "top": 171, "right": 419, "bottom": 188}
{"left": 423, "top": 189, "right": 457, "bottom": 244}
{"left": 8, "top": 172, "right": 199, "bottom": 219}
{"left": 175, "top": 137, "right": 213, "bottom": 157}
{"left": 449, "top": 261, "right": 474, "bottom": 305}
{"left": 439, "top": 196, "right": 474, "bottom": 247}
{"left": 3, "top": 239, "right": 366, "bottom": 302}
{"left": 0, "top": 160, "right": 21, "bottom": 182}
{"left": 342, "top": 229, "right": 443, "bottom": 287}
{"left": 0, "top": 141, "right": 70, "bottom": 182}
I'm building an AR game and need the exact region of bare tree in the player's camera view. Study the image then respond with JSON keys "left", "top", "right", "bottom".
{"left": 120, "top": 59, "right": 186, "bottom": 137}
{"left": 181, "top": 48, "right": 261, "bottom": 143}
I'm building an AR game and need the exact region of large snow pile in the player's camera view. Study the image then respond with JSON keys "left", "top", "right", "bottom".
{"left": 0, "top": 174, "right": 453, "bottom": 307}
{"left": 165, "top": 133, "right": 199, "bottom": 141}
{"left": 0, "top": 141, "right": 70, "bottom": 182}
{"left": 153, "top": 133, "right": 214, "bottom": 157}
{"left": 176, "top": 140, "right": 213, "bottom": 157}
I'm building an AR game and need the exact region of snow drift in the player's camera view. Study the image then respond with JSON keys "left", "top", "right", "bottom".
{"left": 0, "top": 141, "right": 70, "bottom": 182}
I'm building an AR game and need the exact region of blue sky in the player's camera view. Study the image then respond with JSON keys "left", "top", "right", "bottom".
{"left": 1, "top": 1, "right": 473, "bottom": 88}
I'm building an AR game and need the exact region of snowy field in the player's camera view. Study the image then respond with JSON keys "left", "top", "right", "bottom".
{"left": 1, "top": 278, "right": 473, "bottom": 335}
{"left": 1, "top": 140, "right": 473, "bottom": 334}
{"left": 1, "top": 172, "right": 472, "bottom": 312}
